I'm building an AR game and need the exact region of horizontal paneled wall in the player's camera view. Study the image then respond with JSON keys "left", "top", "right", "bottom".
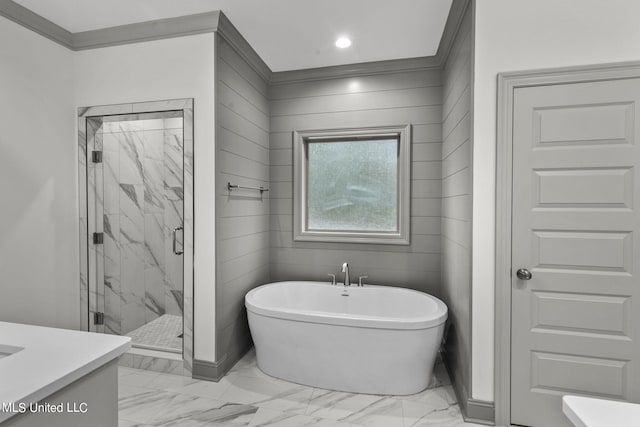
{"left": 440, "top": 3, "right": 473, "bottom": 410}
{"left": 215, "top": 35, "right": 270, "bottom": 365}
{"left": 269, "top": 68, "right": 443, "bottom": 294}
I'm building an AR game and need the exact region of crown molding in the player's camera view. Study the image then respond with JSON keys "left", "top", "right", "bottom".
{"left": 215, "top": 11, "right": 271, "bottom": 82}
{"left": 270, "top": 56, "right": 440, "bottom": 84}
{"left": 435, "top": 0, "right": 471, "bottom": 67}
{"left": 72, "top": 11, "right": 220, "bottom": 50}
{"left": 0, "top": 0, "right": 73, "bottom": 49}
{"left": 0, "top": 0, "right": 220, "bottom": 51}
{"left": 0, "top": 3, "right": 272, "bottom": 82}
{"left": 0, "top": 0, "right": 470, "bottom": 84}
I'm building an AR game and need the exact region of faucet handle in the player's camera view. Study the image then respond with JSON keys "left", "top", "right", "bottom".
{"left": 327, "top": 274, "right": 336, "bottom": 285}
{"left": 358, "top": 276, "right": 368, "bottom": 287}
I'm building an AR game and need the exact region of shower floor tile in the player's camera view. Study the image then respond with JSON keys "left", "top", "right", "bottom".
{"left": 125, "top": 314, "right": 182, "bottom": 352}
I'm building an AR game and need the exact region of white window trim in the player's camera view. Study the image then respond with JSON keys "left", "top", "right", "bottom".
{"left": 293, "top": 125, "right": 411, "bottom": 245}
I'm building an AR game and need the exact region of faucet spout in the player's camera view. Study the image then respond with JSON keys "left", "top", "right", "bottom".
{"left": 342, "top": 262, "right": 350, "bottom": 287}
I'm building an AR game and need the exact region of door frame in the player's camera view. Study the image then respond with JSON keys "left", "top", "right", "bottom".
{"left": 494, "top": 61, "right": 640, "bottom": 426}
{"left": 77, "top": 98, "right": 195, "bottom": 369}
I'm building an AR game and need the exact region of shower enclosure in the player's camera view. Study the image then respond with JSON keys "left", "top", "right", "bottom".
{"left": 78, "top": 99, "right": 193, "bottom": 372}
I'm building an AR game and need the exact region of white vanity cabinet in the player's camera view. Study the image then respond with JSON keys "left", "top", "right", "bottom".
{"left": 0, "top": 322, "right": 130, "bottom": 426}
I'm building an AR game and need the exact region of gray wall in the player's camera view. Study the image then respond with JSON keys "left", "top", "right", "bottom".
{"left": 215, "top": 35, "right": 270, "bottom": 363}
{"left": 440, "top": 4, "right": 473, "bottom": 404}
{"left": 0, "top": 17, "right": 78, "bottom": 330}
{"left": 269, "top": 69, "right": 443, "bottom": 293}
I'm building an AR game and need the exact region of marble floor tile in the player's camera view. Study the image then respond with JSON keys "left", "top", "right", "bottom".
{"left": 119, "top": 418, "right": 154, "bottom": 427}
{"left": 118, "top": 350, "right": 486, "bottom": 427}
{"left": 144, "top": 372, "right": 199, "bottom": 390}
{"left": 249, "top": 407, "right": 359, "bottom": 427}
{"left": 147, "top": 395, "right": 257, "bottom": 426}
{"left": 220, "top": 373, "right": 314, "bottom": 414}
{"left": 151, "top": 374, "right": 232, "bottom": 400}
{"left": 400, "top": 385, "right": 457, "bottom": 407}
{"left": 304, "top": 390, "right": 388, "bottom": 421}
{"left": 229, "top": 363, "right": 285, "bottom": 384}
{"left": 119, "top": 369, "right": 161, "bottom": 388}
{"left": 126, "top": 355, "right": 184, "bottom": 375}
{"left": 404, "top": 404, "right": 478, "bottom": 427}
{"left": 119, "top": 366, "right": 141, "bottom": 377}
{"left": 120, "top": 384, "right": 156, "bottom": 399}
{"left": 119, "top": 389, "right": 184, "bottom": 423}
{"left": 305, "top": 390, "right": 405, "bottom": 427}
{"left": 228, "top": 348, "right": 257, "bottom": 374}
{"left": 402, "top": 398, "right": 457, "bottom": 426}
{"left": 342, "top": 399, "right": 405, "bottom": 427}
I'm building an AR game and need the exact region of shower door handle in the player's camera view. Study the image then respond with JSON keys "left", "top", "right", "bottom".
{"left": 172, "top": 227, "right": 184, "bottom": 255}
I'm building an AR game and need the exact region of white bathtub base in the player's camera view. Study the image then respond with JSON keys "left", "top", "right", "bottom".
{"left": 249, "top": 312, "right": 444, "bottom": 395}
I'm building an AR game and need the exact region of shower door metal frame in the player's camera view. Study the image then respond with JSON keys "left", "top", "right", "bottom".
{"left": 77, "top": 99, "right": 194, "bottom": 371}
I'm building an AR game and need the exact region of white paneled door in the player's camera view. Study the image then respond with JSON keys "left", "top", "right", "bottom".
{"left": 511, "top": 78, "right": 640, "bottom": 426}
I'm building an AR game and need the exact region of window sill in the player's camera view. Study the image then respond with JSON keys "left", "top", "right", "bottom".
{"left": 293, "top": 230, "right": 410, "bottom": 245}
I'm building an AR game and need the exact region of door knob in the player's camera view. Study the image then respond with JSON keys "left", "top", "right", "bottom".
{"left": 516, "top": 268, "right": 532, "bottom": 280}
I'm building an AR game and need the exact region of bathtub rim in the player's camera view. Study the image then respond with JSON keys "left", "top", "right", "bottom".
{"left": 245, "top": 281, "right": 447, "bottom": 330}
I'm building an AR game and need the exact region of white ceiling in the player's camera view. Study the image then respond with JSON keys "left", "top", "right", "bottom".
{"left": 13, "top": 0, "right": 453, "bottom": 72}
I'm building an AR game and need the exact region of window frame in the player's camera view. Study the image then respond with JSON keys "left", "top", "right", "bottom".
{"left": 292, "top": 125, "right": 411, "bottom": 245}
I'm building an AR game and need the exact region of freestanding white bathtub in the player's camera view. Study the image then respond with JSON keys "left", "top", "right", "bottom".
{"left": 245, "top": 281, "right": 448, "bottom": 395}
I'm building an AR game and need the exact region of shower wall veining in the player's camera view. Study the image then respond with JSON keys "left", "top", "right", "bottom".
{"left": 215, "top": 35, "right": 270, "bottom": 367}
{"left": 268, "top": 69, "right": 443, "bottom": 294}
{"left": 99, "top": 116, "right": 184, "bottom": 336}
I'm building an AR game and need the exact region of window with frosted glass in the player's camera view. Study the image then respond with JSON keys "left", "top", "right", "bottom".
{"left": 306, "top": 137, "right": 399, "bottom": 232}
{"left": 293, "top": 125, "right": 411, "bottom": 245}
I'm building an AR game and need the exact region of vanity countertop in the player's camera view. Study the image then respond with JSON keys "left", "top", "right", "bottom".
{"left": 0, "top": 321, "right": 130, "bottom": 422}
{"left": 563, "top": 395, "right": 640, "bottom": 427}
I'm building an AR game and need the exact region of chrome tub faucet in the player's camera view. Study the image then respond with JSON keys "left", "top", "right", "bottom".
{"left": 342, "top": 262, "right": 350, "bottom": 287}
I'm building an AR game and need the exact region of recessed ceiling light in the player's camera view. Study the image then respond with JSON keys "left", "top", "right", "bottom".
{"left": 335, "top": 37, "right": 351, "bottom": 49}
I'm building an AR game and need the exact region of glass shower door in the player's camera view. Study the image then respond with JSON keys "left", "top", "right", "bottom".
{"left": 88, "top": 112, "right": 185, "bottom": 354}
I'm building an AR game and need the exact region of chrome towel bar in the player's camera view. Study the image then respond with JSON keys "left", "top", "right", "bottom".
{"left": 227, "top": 182, "right": 269, "bottom": 193}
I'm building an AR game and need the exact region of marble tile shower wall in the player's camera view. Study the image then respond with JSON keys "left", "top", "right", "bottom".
{"left": 100, "top": 118, "right": 184, "bottom": 335}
